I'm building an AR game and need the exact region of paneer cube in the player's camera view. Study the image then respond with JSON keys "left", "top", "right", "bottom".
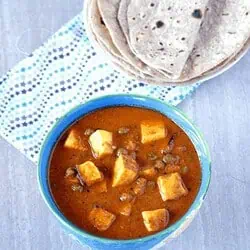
{"left": 119, "top": 203, "right": 132, "bottom": 216}
{"left": 89, "top": 130, "right": 113, "bottom": 158}
{"left": 157, "top": 173, "right": 188, "bottom": 201}
{"left": 89, "top": 207, "right": 116, "bottom": 231}
{"left": 77, "top": 161, "right": 103, "bottom": 186}
{"left": 141, "top": 121, "right": 166, "bottom": 144}
{"left": 112, "top": 155, "right": 139, "bottom": 187}
{"left": 64, "top": 129, "right": 86, "bottom": 151}
{"left": 90, "top": 179, "right": 108, "bottom": 193}
{"left": 140, "top": 167, "right": 158, "bottom": 179}
{"left": 142, "top": 209, "right": 169, "bottom": 232}
{"left": 132, "top": 178, "right": 147, "bottom": 196}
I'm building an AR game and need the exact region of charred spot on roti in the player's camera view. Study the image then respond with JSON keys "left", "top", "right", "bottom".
{"left": 181, "top": 37, "right": 186, "bottom": 41}
{"left": 156, "top": 21, "right": 164, "bottom": 28}
{"left": 150, "top": 3, "right": 155, "bottom": 7}
{"left": 168, "top": 7, "right": 171, "bottom": 11}
{"left": 100, "top": 17, "right": 105, "bottom": 26}
{"left": 222, "top": 13, "right": 229, "bottom": 16}
{"left": 246, "top": 12, "right": 249, "bottom": 16}
{"left": 159, "top": 41, "right": 163, "bottom": 46}
{"left": 196, "top": 54, "right": 201, "bottom": 57}
{"left": 192, "top": 9, "right": 202, "bottom": 19}
{"left": 179, "top": 50, "right": 185, "bottom": 53}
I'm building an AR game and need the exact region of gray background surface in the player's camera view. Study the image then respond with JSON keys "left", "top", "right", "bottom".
{"left": 0, "top": 0, "right": 250, "bottom": 249}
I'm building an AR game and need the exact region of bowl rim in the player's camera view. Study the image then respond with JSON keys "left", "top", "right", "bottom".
{"left": 38, "top": 94, "right": 211, "bottom": 244}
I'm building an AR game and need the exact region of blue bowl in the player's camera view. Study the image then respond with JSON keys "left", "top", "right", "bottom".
{"left": 38, "top": 94, "right": 211, "bottom": 250}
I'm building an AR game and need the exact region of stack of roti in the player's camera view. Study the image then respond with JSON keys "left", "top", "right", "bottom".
{"left": 84, "top": 0, "right": 250, "bottom": 85}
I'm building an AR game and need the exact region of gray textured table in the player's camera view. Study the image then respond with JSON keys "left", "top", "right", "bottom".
{"left": 0, "top": 1, "right": 250, "bottom": 250}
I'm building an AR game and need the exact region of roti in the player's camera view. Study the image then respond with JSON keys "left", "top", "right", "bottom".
{"left": 127, "top": 0, "right": 209, "bottom": 79}
{"left": 117, "top": 0, "right": 130, "bottom": 45}
{"left": 84, "top": 0, "right": 168, "bottom": 83}
{"left": 97, "top": 0, "right": 173, "bottom": 78}
{"left": 182, "top": 0, "right": 250, "bottom": 79}
{"left": 84, "top": 0, "right": 250, "bottom": 85}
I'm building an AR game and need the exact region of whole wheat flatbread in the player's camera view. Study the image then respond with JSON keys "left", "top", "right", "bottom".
{"left": 86, "top": 0, "right": 185, "bottom": 83}
{"left": 117, "top": 0, "right": 130, "bottom": 45}
{"left": 85, "top": 0, "right": 169, "bottom": 83}
{"left": 117, "top": 0, "right": 177, "bottom": 78}
{"left": 182, "top": 0, "right": 250, "bottom": 79}
{"left": 127, "top": 0, "right": 209, "bottom": 79}
{"left": 84, "top": 0, "right": 250, "bottom": 85}
{"left": 85, "top": 0, "right": 143, "bottom": 76}
{"left": 97, "top": 0, "right": 173, "bottom": 78}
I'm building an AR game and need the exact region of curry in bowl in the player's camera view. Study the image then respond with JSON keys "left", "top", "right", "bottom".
{"left": 49, "top": 106, "right": 201, "bottom": 240}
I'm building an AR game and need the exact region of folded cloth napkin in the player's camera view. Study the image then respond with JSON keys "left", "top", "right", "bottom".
{"left": 0, "top": 13, "right": 199, "bottom": 164}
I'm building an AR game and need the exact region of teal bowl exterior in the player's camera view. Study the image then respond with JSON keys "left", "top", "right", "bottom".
{"left": 38, "top": 94, "right": 211, "bottom": 250}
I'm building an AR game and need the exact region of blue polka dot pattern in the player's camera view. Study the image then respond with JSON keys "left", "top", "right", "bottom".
{"left": 0, "top": 14, "right": 200, "bottom": 164}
